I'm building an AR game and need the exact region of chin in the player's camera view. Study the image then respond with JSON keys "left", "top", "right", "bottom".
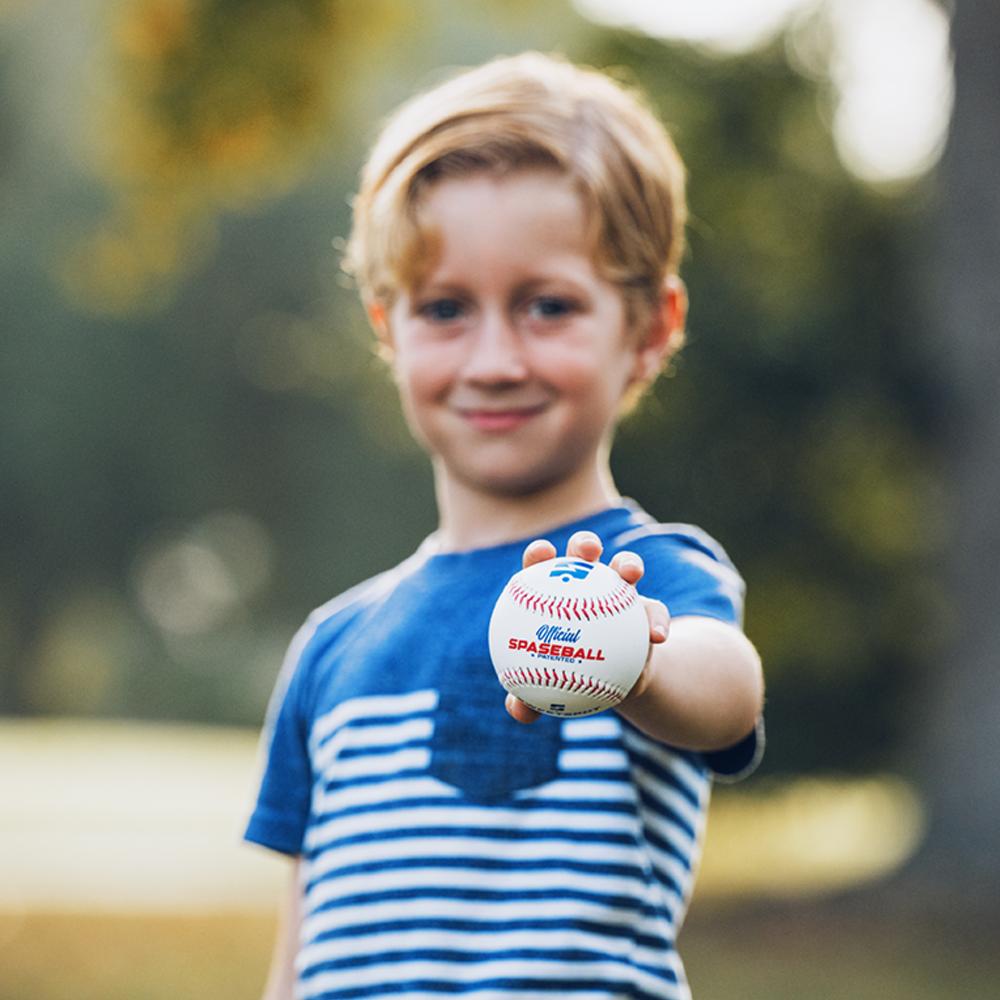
{"left": 452, "top": 459, "right": 581, "bottom": 500}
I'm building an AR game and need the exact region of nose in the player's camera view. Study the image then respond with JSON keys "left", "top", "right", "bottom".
{"left": 461, "top": 309, "right": 528, "bottom": 384}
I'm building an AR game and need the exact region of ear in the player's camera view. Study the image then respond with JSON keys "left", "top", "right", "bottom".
{"left": 631, "top": 275, "right": 687, "bottom": 384}
{"left": 366, "top": 299, "right": 395, "bottom": 359}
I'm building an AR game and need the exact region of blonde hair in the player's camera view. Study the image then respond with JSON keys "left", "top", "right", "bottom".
{"left": 345, "top": 51, "right": 687, "bottom": 346}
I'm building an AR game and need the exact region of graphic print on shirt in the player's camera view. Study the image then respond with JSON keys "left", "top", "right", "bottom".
{"left": 426, "top": 655, "right": 564, "bottom": 803}
{"left": 302, "top": 695, "right": 708, "bottom": 1000}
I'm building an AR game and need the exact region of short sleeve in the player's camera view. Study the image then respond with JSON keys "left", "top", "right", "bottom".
{"left": 609, "top": 523, "right": 745, "bottom": 626}
{"left": 607, "top": 521, "right": 763, "bottom": 780}
{"left": 702, "top": 716, "right": 765, "bottom": 782}
{"left": 243, "top": 622, "right": 317, "bottom": 856}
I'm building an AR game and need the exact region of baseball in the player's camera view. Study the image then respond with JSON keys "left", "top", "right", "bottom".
{"left": 488, "top": 556, "right": 650, "bottom": 718}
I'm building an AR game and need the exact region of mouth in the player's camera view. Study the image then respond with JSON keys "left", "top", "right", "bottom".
{"left": 454, "top": 403, "right": 548, "bottom": 432}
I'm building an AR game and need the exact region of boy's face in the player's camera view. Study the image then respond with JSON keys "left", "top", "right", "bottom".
{"left": 381, "top": 169, "right": 661, "bottom": 500}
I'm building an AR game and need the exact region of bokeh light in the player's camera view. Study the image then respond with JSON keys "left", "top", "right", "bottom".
{"left": 575, "top": 0, "right": 953, "bottom": 184}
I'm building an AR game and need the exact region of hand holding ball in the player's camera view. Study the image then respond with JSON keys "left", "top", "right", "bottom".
{"left": 489, "top": 556, "right": 650, "bottom": 717}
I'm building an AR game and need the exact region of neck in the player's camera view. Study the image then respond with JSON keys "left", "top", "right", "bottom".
{"left": 431, "top": 454, "right": 622, "bottom": 552}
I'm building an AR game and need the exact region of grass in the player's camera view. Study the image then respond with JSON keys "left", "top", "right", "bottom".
{"left": 0, "top": 911, "right": 274, "bottom": 1000}
{"left": 683, "top": 901, "right": 1000, "bottom": 999}
{"left": 1, "top": 903, "right": 997, "bottom": 999}
{"left": 3, "top": 719, "right": 994, "bottom": 997}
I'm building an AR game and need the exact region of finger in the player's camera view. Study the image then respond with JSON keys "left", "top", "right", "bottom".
{"left": 644, "top": 598, "right": 670, "bottom": 644}
{"left": 505, "top": 693, "right": 541, "bottom": 724}
{"left": 566, "top": 530, "right": 603, "bottom": 562}
{"left": 610, "top": 549, "right": 644, "bottom": 585}
{"left": 523, "top": 538, "right": 557, "bottom": 569}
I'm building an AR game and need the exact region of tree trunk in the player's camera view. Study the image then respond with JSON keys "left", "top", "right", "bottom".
{"left": 906, "top": 0, "right": 1000, "bottom": 913}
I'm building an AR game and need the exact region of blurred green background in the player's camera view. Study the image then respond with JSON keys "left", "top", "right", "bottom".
{"left": 3, "top": 0, "right": 999, "bottom": 997}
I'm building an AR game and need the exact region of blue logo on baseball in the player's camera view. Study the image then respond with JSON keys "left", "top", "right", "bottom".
{"left": 549, "top": 558, "right": 594, "bottom": 582}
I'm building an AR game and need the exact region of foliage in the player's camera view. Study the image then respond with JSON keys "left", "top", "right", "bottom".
{"left": 0, "top": 0, "right": 942, "bottom": 776}
{"left": 1, "top": 906, "right": 997, "bottom": 1000}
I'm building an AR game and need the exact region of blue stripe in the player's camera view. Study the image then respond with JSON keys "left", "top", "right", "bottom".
{"left": 641, "top": 815, "right": 695, "bottom": 868}
{"left": 313, "top": 793, "right": 637, "bottom": 825}
{"left": 642, "top": 862, "right": 684, "bottom": 903}
{"left": 310, "top": 917, "right": 671, "bottom": 951}
{"left": 321, "top": 769, "right": 634, "bottom": 795}
{"left": 550, "top": 768, "right": 632, "bottom": 783}
{"left": 300, "top": 976, "right": 678, "bottom": 999}
{"left": 303, "top": 947, "right": 680, "bottom": 978}
{"left": 318, "top": 767, "right": 430, "bottom": 793}
{"left": 309, "top": 824, "right": 639, "bottom": 850}
{"left": 306, "top": 885, "right": 653, "bottom": 916}
{"left": 627, "top": 745, "right": 704, "bottom": 810}
{"left": 337, "top": 738, "right": 432, "bottom": 760}
{"left": 303, "top": 855, "right": 647, "bottom": 890}
{"left": 322, "top": 709, "right": 435, "bottom": 731}
{"left": 636, "top": 784, "right": 697, "bottom": 841}
{"left": 311, "top": 708, "right": 437, "bottom": 751}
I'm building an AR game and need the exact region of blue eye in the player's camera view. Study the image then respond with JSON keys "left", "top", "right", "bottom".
{"left": 420, "top": 299, "right": 464, "bottom": 322}
{"left": 529, "top": 296, "right": 576, "bottom": 319}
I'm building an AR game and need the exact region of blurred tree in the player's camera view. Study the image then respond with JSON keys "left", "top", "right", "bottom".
{"left": 0, "top": 0, "right": 941, "bottom": 784}
{"left": 63, "top": 0, "right": 363, "bottom": 312}
{"left": 903, "top": 0, "right": 1000, "bottom": 915}
{"left": 585, "top": 27, "right": 939, "bottom": 774}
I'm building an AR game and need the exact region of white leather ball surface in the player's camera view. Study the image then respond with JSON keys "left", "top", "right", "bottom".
{"left": 488, "top": 556, "right": 649, "bottom": 718}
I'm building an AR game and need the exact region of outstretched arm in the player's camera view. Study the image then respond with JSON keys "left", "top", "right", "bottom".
{"left": 505, "top": 531, "right": 763, "bottom": 750}
{"left": 260, "top": 857, "right": 302, "bottom": 1000}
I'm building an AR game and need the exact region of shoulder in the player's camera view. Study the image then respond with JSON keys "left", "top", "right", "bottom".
{"left": 609, "top": 517, "right": 737, "bottom": 567}
{"left": 294, "top": 546, "right": 431, "bottom": 662}
{"left": 270, "top": 547, "right": 432, "bottom": 711}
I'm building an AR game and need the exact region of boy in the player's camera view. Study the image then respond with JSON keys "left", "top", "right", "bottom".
{"left": 246, "top": 52, "right": 764, "bottom": 1000}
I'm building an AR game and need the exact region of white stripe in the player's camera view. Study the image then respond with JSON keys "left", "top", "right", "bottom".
{"left": 301, "top": 894, "right": 644, "bottom": 945}
{"left": 314, "top": 716, "right": 433, "bottom": 773}
{"left": 310, "top": 689, "right": 438, "bottom": 748}
{"left": 630, "top": 761, "right": 703, "bottom": 832}
{"left": 644, "top": 839, "right": 697, "bottom": 899}
{"left": 623, "top": 730, "right": 711, "bottom": 805}
{"left": 514, "top": 778, "right": 635, "bottom": 803}
{"left": 319, "top": 746, "right": 430, "bottom": 783}
{"left": 304, "top": 864, "right": 650, "bottom": 913}
{"left": 311, "top": 775, "right": 459, "bottom": 817}
{"left": 636, "top": 796, "right": 701, "bottom": 857}
{"left": 306, "top": 802, "right": 639, "bottom": 851}
{"left": 298, "top": 926, "right": 678, "bottom": 978}
{"left": 304, "top": 835, "right": 645, "bottom": 885}
{"left": 621, "top": 725, "right": 705, "bottom": 787}
{"left": 558, "top": 748, "right": 629, "bottom": 771}
{"left": 299, "top": 956, "right": 682, "bottom": 1000}
{"left": 560, "top": 716, "right": 622, "bottom": 741}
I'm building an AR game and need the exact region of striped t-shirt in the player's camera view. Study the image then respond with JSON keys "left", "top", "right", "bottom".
{"left": 245, "top": 503, "right": 760, "bottom": 999}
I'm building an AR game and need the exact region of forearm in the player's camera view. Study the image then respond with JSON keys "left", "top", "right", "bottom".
{"left": 261, "top": 858, "right": 302, "bottom": 1000}
{"left": 617, "top": 615, "right": 763, "bottom": 750}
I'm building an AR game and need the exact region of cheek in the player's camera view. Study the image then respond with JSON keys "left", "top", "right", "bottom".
{"left": 538, "top": 340, "right": 632, "bottom": 404}
{"left": 393, "top": 345, "right": 454, "bottom": 403}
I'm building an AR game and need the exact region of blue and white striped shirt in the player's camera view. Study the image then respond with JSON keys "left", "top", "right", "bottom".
{"left": 246, "top": 503, "right": 760, "bottom": 999}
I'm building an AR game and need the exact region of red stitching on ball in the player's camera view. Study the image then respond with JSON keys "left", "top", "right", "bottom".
{"left": 499, "top": 667, "right": 626, "bottom": 704}
{"left": 506, "top": 578, "right": 637, "bottom": 621}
